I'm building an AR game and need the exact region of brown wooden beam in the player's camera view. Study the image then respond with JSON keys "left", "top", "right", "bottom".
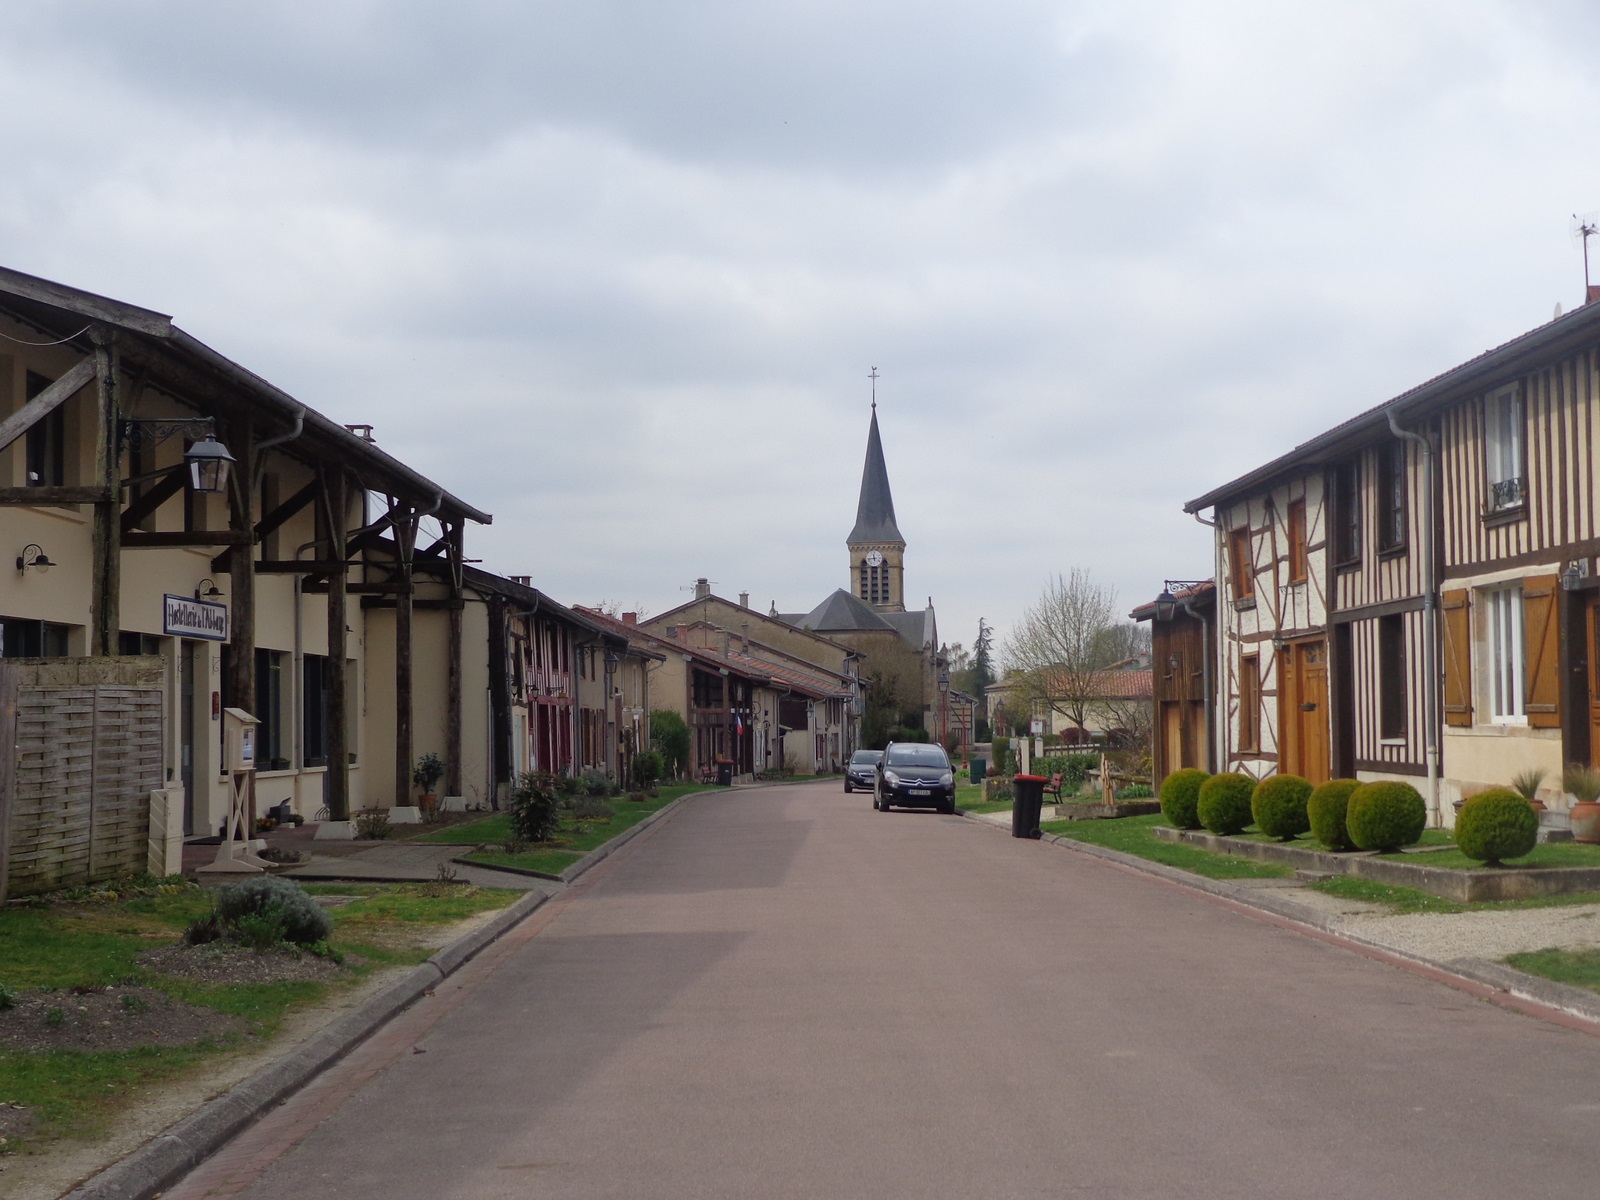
{"left": 119, "top": 470, "right": 186, "bottom": 533}
{"left": 324, "top": 468, "right": 350, "bottom": 821}
{"left": 90, "top": 333, "right": 121, "bottom": 657}
{"left": 254, "top": 559, "right": 349, "bottom": 574}
{"left": 301, "top": 581, "right": 403, "bottom": 595}
{"left": 0, "top": 486, "right": 112, "bottom": 505}
{"left": 0, "top": 357, "right": 97, "bottom": 454}
{"left": 446, "top": 521, "right": 464, "bottom": 796}
{"left": 226, "top": 415, "right": 256, "bottom": 714}
{"left": 395, "top": 511, "right": 417, "bottom": 808}
{"left": 211, "top": 477, "right": 319, "bottom": 571}
{"left": 121, "top": 530, "right": 252, "bottom": 548}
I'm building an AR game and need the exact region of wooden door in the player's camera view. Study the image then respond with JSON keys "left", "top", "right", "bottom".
{"left": 1588, "top": 596, "right": 1600, "bottom": 767}
{"left": 1162, "top": 702, "right": 1183, "bottom": 776}
{"left": 1279, "top": 640, "right": 1330, "bottom": 784}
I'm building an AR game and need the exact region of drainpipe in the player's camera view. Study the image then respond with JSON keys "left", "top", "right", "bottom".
{"left": 1192, "top": 508, "right": 1220, "bottom": 772}
{"left": 1387, "top": 408, "right": 1441, "bottom": 825}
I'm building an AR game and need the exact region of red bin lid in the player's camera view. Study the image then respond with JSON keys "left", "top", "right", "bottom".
{"left": 1014, "top": 774, "right": 1047, "bottom": 782}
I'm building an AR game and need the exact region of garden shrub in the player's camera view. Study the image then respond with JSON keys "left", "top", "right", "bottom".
{"left": 509, "top": 771, "right": 563, "bottom": 844}
{"left": 1346, "top": 780, "right": 1427, "bottom": 852}
{"left": 1038, "top": 753, "right": 1098, "bottom": 792}
{"left": 571, "top": 794, "right": 615, "bottom": 822}
{"left": 353, "top": 808, "right": 391, "bottom": 840}
{"left": 649, "top": 709, "right": 691, "bottom": 778}
{"left": 212, "top": 875, "right": 333, "bottom": 946}
{"left": 1115, "top": 782, "right": 1155, "bottom": 800}
{"left": 632, "top": 749, "right": 664, "bottom": 787}
{"left": 1454, "top": 788, "right": 1538, "bottom": 865}
{"left": 580, "top": 768, "right": 611, "bottom": 798}
{"left": 1159, "top": 768, "right": 1209, "bottom": 830}
{"left": 984, "top": 775, "right": 1015, "bottom": 803}
{"left": 1251, "top": 774, "right": 1312, "bottom": 841}
{"left": 991, "top": 739, "right": 1011, "bottom": 776}
{"left": 1307, "top": 779, "right": 1361, "bottom": 851}
{"left": 1196, "top": 772, "right": 1255, "bottom": 836}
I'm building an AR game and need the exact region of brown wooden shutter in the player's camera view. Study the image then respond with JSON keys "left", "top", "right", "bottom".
{"left": 1523, "top": 574, "right": 1562, "bottom": 728}
{"left": 1442, "top": 588, "right": 1472, "bottom": 727}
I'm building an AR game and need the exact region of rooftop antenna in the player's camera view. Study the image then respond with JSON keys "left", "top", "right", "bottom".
{"left": 1573, "top": 212, "right": 1598, "bottom": 292}
{"left": 868, "top": 366, "right": 879, "bottom": 413}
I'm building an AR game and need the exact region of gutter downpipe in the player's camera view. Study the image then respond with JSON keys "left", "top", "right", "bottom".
{"left": 1387, "top": 408, "right": 1441, "bottom": 825}
{"left": 1192, "top": 508, "right": 1220, "bottom": 772}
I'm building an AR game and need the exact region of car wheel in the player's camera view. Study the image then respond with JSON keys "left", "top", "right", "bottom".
{"left": 877, "top": 790, "right": 890, "bottom": 811}
{"left": 844, "top": 783, "right": 852, "bottom": 793}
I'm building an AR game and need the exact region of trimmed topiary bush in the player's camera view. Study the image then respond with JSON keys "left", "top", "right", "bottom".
{"left": 1346, "top": 780, "right": 1427, "bottom": 852}
{"left": 1455, "top": 788, "right": 1538, "bottom": 865}
{"left": 1251, "top": 774, "right": 1312, "bottom": 841}
{"left": 1159, "top": 768, "right": 1209, "bottom": 830}
{"left": 1307, "top": 779, "right": 1361, "bottom": 850}
{"left": 1197, "top": 772, "right": 1255, "bottom": 836}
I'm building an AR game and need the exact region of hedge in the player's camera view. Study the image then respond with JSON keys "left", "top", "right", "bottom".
{"left": 1346, "top": 780, "right": 1426, "bottom": 852}
{"left": 1454, "top": 788, "right": 1538, "bottom": 865}
{"left": 1251, "top": 774, "right": 1312, "bottom": 841}
{"left": 1159, "top": 769, "right": 1209, "bottom": 830}
{"left": 1196, "top": 772, "right": 1255, "bottom": 836}
{"left": 1306, "top": 779, "right": 1361, "bottom": 851}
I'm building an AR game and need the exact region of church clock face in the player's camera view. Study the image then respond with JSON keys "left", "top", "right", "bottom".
{"left": 865, "top": 550, "right": 884, "bottom": 567}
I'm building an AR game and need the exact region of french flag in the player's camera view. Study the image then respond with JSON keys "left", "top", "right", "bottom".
{"left": 735, "top": 712, "right": 745, "bottom": 736}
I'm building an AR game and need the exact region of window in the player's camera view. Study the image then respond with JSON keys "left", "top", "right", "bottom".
{"left": 1378, "top": 615, "right": 1406, "bottom": 739}
{"left": 1238, "top": 655, "right": 1260, "bottom": 751}
{"left": 1377, "top": 441, "right": 1407, "bottom": 553}
{"left": 23, "top": 372, "right": 64, "bottom": 487}
{"left": 119, "top": 632, "right": 162, "bottom": 656}
{"left": 303, "top": 654, "right": 331, "bottom": 766}
{"left": 256, "top": 649, "right": 287, "bottom": 769}
{"left": 860, "top": 559, "right": 889, "bottom": 605}
{"left": 1287, "top": 500, "right": 1307, "bottom": 583}
{"left": 2, "top": 618, "right": 70, "bottom": 657}
{"left": 1332, "top": 459, "right": 1361, "bottom": 566}
{"left": 1483, "top": 585, "right": 1524, "bottom": 723}
{"left": 1486, "top": 386, "right": 1525, "bottom": 513}
{"left": 1229, "top": 526, "right": 1255, "bottom": 602}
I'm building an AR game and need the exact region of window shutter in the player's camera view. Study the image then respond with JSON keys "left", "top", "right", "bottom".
{"left": 1523, "top": 574, "right": 1561, "bottom": 728}
{"left": 1442, "top": 588, "right": 1472, "bottom": 726}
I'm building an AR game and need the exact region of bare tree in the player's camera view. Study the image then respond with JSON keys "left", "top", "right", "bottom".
{"left": 1002, "top": 569, "right": 1126, "bottom": 738}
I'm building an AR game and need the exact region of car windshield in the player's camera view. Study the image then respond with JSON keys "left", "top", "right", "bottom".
{"left": 850, "top": 751, "right": 883, "bottom": 764}
{"left": 885, "top": 745, "right": 949, "bottom": 769}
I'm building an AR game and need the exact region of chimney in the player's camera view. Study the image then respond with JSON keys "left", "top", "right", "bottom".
{"left": 343, "top": 423, "right": 376, "bottom": 442}
{"left": 718, "top": 629, "right": 731, "bottom": 657}
{"left": 695, "top": 577, "right": 710, "bottom": 600}
{"left": 741, "top": 621, "right": 750, "bottom": 653}
{"left": 739, "top": 592, "right": 749, "bottom": 608}
{"left": 511, "top": 575, "right": 531, "bottom": 586}
{"left": 1587, "top": 285, "right": 1600, "bottom": 306}
{"left": 622, "top": 612, "right": 637, "bottom": 626}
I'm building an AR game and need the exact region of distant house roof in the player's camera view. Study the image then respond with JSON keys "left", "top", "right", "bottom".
{"left": 986, "top": 666, "right": 1154, "bottom": 702}
{"left": 847, "top": 407, "right": 904, "bottom": 545}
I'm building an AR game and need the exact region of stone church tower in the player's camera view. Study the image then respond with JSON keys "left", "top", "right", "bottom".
{"left": 847, "top": 404, "right": 906, "bottom": 613}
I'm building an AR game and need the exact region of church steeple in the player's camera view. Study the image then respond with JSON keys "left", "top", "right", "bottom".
{"left": 848, "top": 373, "right": 906, "bottom": 612}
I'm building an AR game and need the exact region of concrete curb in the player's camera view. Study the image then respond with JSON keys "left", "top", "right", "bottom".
{"left": 60, "top": 884, "right": 555, "bottom": 1200}
{"left": 956, "top": 808, "right": 1600, "bottom": 1027}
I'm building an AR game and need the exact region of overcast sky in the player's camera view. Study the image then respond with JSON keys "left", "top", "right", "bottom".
{"left": 3, "top": 1, "right": 1598, "bottom": 658}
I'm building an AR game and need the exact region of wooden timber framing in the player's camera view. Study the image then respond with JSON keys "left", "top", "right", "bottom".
{"left": 226, "top": 413, "right": 256, "bottom": 712}
{"left": 90, "top": 331, "right": 121, "bottom": 656}
{"left": 394, "top": 507, "right": 417, "bottom": 807}
{"left": 0, "top": 485, "right": 112, "bottom": 505}
{"left": 322, "top": 466, "right": 350, "bottom": 821}
{"left": 446, "top": 519, "right": 464, "bottom": 796}
{"left": 0, "top": 356, "right": 97, "bottom": 455}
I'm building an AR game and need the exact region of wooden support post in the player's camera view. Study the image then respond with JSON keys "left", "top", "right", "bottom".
{"left": 395, "top": 509, "right": 416, "bottom": 806}
{"left": 0, "top": 664, "right": 17, "bottom": 903}
{"left": 90, "top": 333, "right": 121, "bottom": 657}
{"left": 227, "top": 416, "right": 256, "bottom": 712}
{"left": 445, "top": 520, "right": 463, "bottom": 796}
{"left": 325, "top": 469, "right": 350, "bottom": 821}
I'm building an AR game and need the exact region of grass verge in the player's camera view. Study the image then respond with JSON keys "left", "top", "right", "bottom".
{"left": 955, "top": 784, "right": 1010, "bottom": 814}
{"left": 457, "top": 784, "right": 703, "bottom": 874}
{"left": 1039, "top": 813, "right": 1292, "bottom": 880}
{"left": 0, "top": 879, "right": 518, "bottom": 1150}
{"left": 1504, "top": 947, "right": 1600, "bottom": 994}
{"left": 1305, "top": 875, "right": 1600, "bottom": 914}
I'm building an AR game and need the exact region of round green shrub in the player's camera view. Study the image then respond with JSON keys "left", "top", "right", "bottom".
{"left": 1251, "top": 774, "right": 1312, "bottom": 841}
{"left": 1307, "top": 779, "right": 1361, "bottom": 850}
{"left": 213, "top": 875, "right": 332, "bottom": 945}
{"left": 1159, "top": 768, "right": 1209, "bottom": 830}
{"left": 1196, "top": 772, "right": 1256, "bottom": 836}
{"left": 1454, "top": 788, "right": 1538, "bottom": 865}
{"left": 1346, "top": 780, "right": 1427, "bottom": 851}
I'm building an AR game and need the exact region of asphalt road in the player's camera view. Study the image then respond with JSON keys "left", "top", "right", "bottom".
{"left": 177, "top": 783, "right": 1600, "bottom": 1200}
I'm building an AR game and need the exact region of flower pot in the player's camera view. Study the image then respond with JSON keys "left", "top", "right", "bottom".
{"left": 1570, "top": 799, "right": 1600, "bottom": 844}
{"left": 418, "top": 793, "right": 440, "bottom": 820}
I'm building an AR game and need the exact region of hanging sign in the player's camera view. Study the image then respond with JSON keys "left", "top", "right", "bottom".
{"left": 163, "top": 594, "right": 229, "bottom": 641}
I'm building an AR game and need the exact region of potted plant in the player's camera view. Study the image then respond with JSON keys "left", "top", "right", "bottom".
{"left": 1563, "top": 763, "right": 1600, "bottom": 844}
{"left": 1510, "top": 767, "right": 1547, "bottom": 813}
{"left": 413, "top": 752, "right": 446, "bottom": 819}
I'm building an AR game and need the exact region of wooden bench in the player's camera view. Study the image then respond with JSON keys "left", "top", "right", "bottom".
{"left": 1041, "top": 773, "right": 1064, "bottom": 801}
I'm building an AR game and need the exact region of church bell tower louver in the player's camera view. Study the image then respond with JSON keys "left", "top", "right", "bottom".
{"left": 847, "top": 382, "right": 906, "bottom": 613}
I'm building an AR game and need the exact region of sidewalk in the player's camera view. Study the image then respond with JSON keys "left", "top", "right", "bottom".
{"left": 968, "top": 809, "right": 1600, "bottom": 967}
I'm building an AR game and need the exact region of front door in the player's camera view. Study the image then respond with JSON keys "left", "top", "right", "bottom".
{"left": 1162, "top": 701, "right": 1184, "bottom": 775}
{"left": 1279, "top": 639, "right": 1330, "bottom": 784}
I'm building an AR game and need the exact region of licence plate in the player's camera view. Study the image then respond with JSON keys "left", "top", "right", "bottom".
{"left": 909, "top": 788, "right": 931, "bottom": 796}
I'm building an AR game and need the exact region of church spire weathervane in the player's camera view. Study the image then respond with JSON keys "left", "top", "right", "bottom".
{"left": 868, "top": 366, "right": 878, "bottom": 413}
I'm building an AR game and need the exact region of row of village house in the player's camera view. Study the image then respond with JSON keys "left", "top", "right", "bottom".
{"left": 1137, "top": 285, "right": 1600, "bottom": 828}
{"left": 0, "top": 266, "right": 865, "bottom": 898}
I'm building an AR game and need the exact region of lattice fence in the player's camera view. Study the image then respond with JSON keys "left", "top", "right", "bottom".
{"left": 1, "top": 657, "right": 164, "bottom": 899}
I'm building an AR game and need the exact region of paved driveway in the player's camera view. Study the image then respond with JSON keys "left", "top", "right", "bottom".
{"left": 172, "top": 782, "right": 1600, "bottom": 1199}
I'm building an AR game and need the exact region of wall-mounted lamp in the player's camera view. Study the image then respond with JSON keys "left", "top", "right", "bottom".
{"left": 16, "top": 544, "right": 55, "bottom": 575}
{"left": 195, "top": 578, "right": 225, "bottom": 600}
{"left": 1563, "top": 561, "right": 1587, "bottom": 592}
{"left": 120, "top": 419, "right": 235, "bottom": 496}
{"left": 1154, "top": 589, "right": 1178, "bottom": 621}
{"left": 184, "top": 435, "right": 235, "bottom": 494}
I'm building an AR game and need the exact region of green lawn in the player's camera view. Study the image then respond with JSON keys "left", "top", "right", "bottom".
{"left": 456, "top": 784, "right": 704, "bottom": 875}
{"left": 956, "top": 783, "right": 1010, "bottom": 814}
{"left": 1039, "top": 813, "right": 1292, "bottom": 880}
{"left": 1377, "top": 841, "right": 1600, "bottom": 870}
{"left": 0, "top": 879, "right": 518, "bottom": 1149}
{"left": 1505, "top": 947, "right": 1600, "bottom": 993}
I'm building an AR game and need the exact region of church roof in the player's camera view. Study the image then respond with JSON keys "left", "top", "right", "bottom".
{"left": 796, "top": 588, "right": 897, "bottom": 633}
{"left": 847, "top": 408, "right": 904, "bottom": 545}
{"left": 881, "top": 607, "right": 936, "bottom": 650}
